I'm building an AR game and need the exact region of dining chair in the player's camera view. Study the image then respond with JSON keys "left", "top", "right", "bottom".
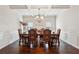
{"left": 51, "top": 29, "right": 61, "bottom": 46}
{"left": 42, "top": 29, "right": 51, "bottom": 48}
{"left": 18, "top": 29, "right": 25, "bottom": 45}
{"left": 28, "top": 29, "right": 38, "bottom": 48}
{"left": 56, "top": 28, "right": 61, "bottom": 45}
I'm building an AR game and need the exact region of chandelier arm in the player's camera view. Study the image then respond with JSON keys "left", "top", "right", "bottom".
{"left": 34, "top": 8, "right": 44, "bottom": 19}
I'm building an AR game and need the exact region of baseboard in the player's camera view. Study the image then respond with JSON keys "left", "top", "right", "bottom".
{"left": 0, "top": 39, "right": 18, "bottom": 49}
{"left": 61, "top": 39, "right": 79, "bottom": 49}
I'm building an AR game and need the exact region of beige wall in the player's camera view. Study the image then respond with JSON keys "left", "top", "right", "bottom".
{"left": 56, "top": 6, "right": 79, "bottom": 49}
{"left": 0, "top": 6, "right": 19, "bottom": 49}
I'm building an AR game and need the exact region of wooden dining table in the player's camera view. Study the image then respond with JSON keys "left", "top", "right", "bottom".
{"left": 20, "top": 32, "right": 59, "bottom": 47}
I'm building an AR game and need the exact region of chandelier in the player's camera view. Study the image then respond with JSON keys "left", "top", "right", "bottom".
{"left": 34, "top": 8, "right": 44, "bottom": 19}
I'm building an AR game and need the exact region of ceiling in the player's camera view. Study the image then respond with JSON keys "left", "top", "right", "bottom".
{"left": 9, "top": 5, "right": 71, "bottom": 16}
{"left": 9, "top": 5, "right": 70, "bottom": 9}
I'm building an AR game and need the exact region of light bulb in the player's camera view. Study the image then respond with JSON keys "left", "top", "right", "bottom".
{"left": 40, "top": 16, "right": 44, "bottom": 19}
{"left": 36, "top": 16, "right": 39, "bottom": 19}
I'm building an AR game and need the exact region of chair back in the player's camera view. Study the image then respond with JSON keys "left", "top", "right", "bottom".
{"left": 57, "top": 29, "right": 61, "bottom": 37}
{"left": 40, "top": 28, "right": 45, "bottom": 34}
{"left": 28, "top": 29, "right": 37, "bottom": 42}
{"left": 18, "top": 29, "right": 22, "bottom": 39}
{"left": 43, "top": 29, "right": 51, "bottom": 43}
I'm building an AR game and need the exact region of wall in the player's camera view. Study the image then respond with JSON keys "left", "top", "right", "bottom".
{"left": 0, "top": 5, "right": 19, "bottom": 49}
{"left": 23, "top": 16, "right": 56, "bottom": 32}
{"left": 56, "top": 6, "right": 79, "bottom": 49}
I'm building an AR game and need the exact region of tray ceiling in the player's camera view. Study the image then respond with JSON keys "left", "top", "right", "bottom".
{"left": 9, "top": 5, "right": 71, "bottom": 9}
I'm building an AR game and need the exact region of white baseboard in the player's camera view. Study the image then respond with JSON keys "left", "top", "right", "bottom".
{"left": 61, "top": 39, "right": 79, "bottom": 49}
{"left": 0, "top": 30, "right": 19, "bottom": 49}
{"left": 0, "top": 39, "right": 18, "bottom": 49}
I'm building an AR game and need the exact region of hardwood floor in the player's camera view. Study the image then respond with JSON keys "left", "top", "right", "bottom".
{"left": 0, "top": 40, "right": 79, "bottom": 54}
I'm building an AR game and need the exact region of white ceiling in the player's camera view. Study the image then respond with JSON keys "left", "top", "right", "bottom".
{"left": 9, "top": 5, "right": 70, "bottom": 9}
{"left": 9, "top": 5, "right": 71, "bottom": 16}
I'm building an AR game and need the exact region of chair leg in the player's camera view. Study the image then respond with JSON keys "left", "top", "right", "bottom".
{"left": 45, "top": 42, "right": 49, "bottom": 49}
{"left": 28, "top": 40, "right": 30, "bottom": 47}
{"left": 50, "top": 38, "right": 53, "bottom": 46}
{"left": 19, "top": 40, "right": 20, "bottom": 45}
{"left": 24, "top": 39, "right": 26, "bottom": 45}
{"left": 58, "top": 38, "right": 60, "bottom": 46}
{"left": 19, "top": 39, "right": 21, "bottom": 45}
{"left": 48, "top": 41, "right": 51, "bottom": 47}
{"left": 22, "top": 39, "right": 25, "bottom": 45}
{"left": 30, "top": 42, "right": 34, "bottom": 48}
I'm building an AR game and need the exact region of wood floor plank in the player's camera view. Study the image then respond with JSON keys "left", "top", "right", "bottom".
{"left": 0, "top": 40, "right": 79, "bottom": 54}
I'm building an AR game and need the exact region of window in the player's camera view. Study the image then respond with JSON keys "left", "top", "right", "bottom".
{"left": 46, "top": 22, "right": 52, "bottom": 28}
{"left": 27, "top": 22, "right": 33, "bottom": 30}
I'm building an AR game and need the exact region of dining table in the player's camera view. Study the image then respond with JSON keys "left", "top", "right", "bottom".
{"left": 20, "top": 31, "right": 59, "bottom": 47}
